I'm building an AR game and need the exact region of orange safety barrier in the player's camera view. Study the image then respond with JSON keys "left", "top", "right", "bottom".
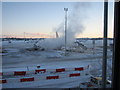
{"left": 14, "top": 71, "right": 26, "bottom": 76}
{"left": 35, "top": 69, "right": 46, "bottom": 74}
{"left": 56, "top": 68, "right": 65, "bottom": 72}
{"left": 46, "top": 76, "right": 59, "bottom": 80}
{"left": 0, "top": 79, "right": 7, "bottom": 84}
{"left": 75, "top": 67, "right": 84, "bottom": 71}
{"left": 69, "top": 73, "right": 80, "bottom": 77}
{"left": 20, "top": 77, "right": 34, "bottom": 82}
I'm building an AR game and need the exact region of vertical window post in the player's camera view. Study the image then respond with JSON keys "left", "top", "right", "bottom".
{"left": 112, "top": 1, "right": 120, "bottom": 89}
{"left": 102, "top": 0, "right": 108, "bottom": 88}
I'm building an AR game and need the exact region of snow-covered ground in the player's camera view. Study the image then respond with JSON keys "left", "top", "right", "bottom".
{"left": 1, "top": 39, "right": 113, "bottom": 88}
{"left": 3, "top": 76, "right": 91, "bottom": 88}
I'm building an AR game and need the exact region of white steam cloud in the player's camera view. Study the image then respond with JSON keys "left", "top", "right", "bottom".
{"left": 39, "top": 2, "right": 90, "bottom": 50}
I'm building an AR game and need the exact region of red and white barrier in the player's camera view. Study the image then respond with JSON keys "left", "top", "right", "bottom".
{"left": 56, "top": 68, "right": 65, "bottom": 72}
{"left": 35, "top": 69, "right": 46, "bottom": 74}
{"left": 2, "top": 66, "right": 87, "bottom": 76}
{"left": 2, "top": 71, "right": 14, "bottom": 76}
{"left": 69, "top": 73, "right": 80, "bottom": 77}
{"left": 20, "top": 77, "right": 34, "bottom": 82}
{"left": 1, "top": 70, "right": 87, "bottom": 84}
{"left": 14, "top": 71, "right": 26, "bottom": 76}
{"left": 0, "top": 66, "right": 89, "bottom": 80}
{"left": 0, "top": 79, "right": 7, "bottom": 84}
{"left": 75, "top": 67, "right": 84, "bottom": 71}
{"left": 46, "top": 76, "right": 59, "bottom": 80}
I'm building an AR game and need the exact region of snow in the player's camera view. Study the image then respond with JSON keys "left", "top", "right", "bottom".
{"left": 3, "top": 76, "right": 90, "bottom": 88}
{"left": 1, "top": 39, "right": 113, "bottom": 88}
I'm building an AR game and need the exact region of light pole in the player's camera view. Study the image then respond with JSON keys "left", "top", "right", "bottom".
{"left": 64, "top": 8, "right": 68, "bottom": 56}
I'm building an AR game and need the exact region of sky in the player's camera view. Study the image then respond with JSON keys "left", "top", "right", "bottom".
{"left": 2, "top": 2, "right": 114, "bottom": 38}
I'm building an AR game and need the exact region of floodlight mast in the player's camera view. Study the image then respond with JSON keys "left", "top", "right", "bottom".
{"left": 64, "top": 8, "right": 68, "bottom": 56}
